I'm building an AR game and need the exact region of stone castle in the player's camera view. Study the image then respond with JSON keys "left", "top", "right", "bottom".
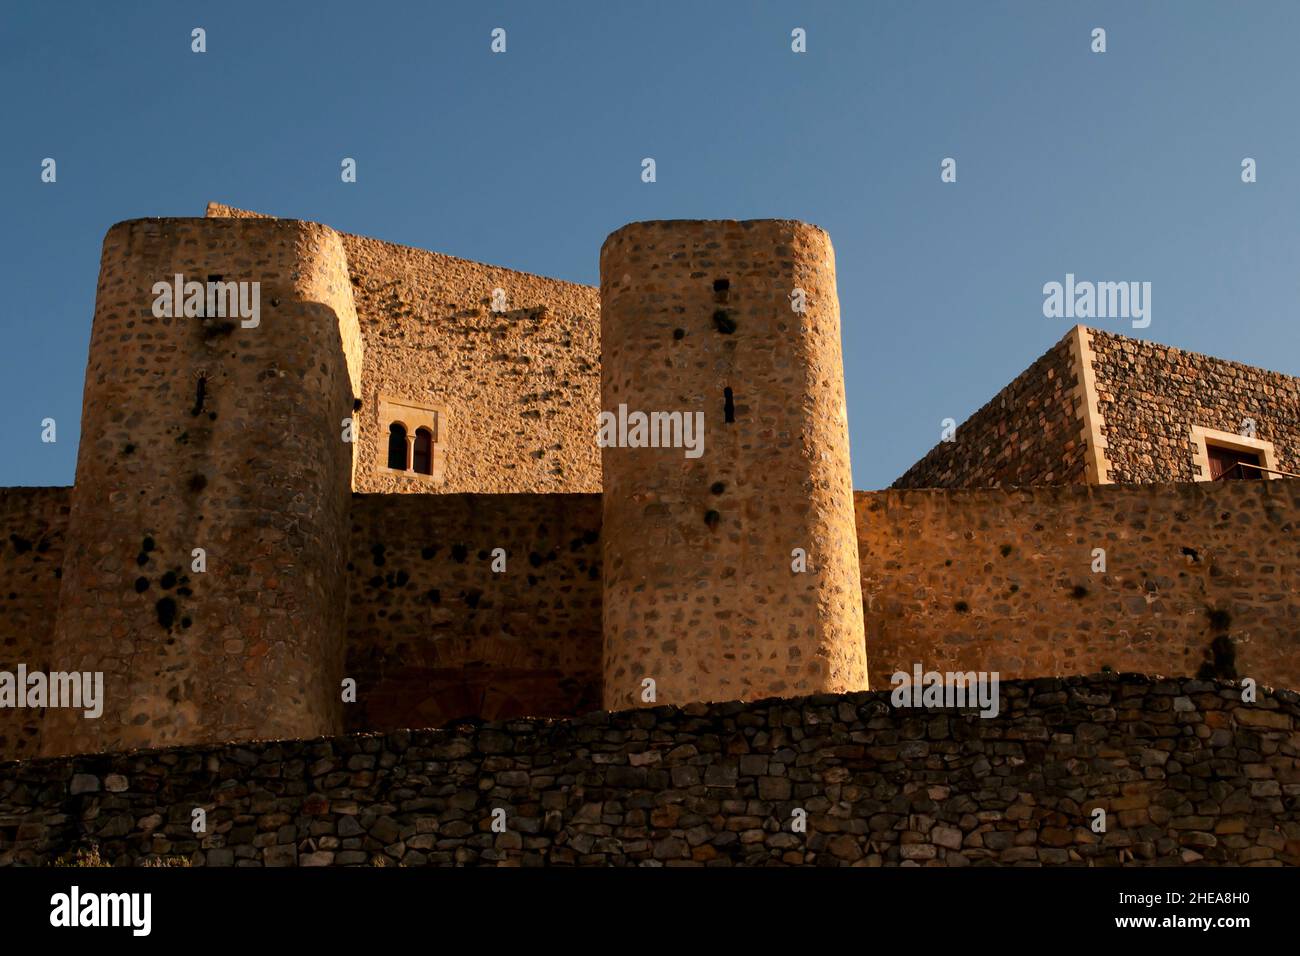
{"left": 1, "top": 203, "right": 1298, "bottom": 766}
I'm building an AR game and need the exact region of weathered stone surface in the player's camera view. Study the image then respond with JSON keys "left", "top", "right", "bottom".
{"left": 599, "top": 220, "right": 867, "bottom": 710}
{"left": 0, "top": 488, "right": 70, "bottom": 762}
{"left": 1089, "top": 329, "right": 1300, "bottom": 483}
{"left": 38, "top": 217, "right": 362, "bottom": 760}
{"left": 343, "top": 491, "right": 603, "bottom": 737}
{"left": 857, "top": 478, "right": 1300, "bottom": 692}
{"left": 1, "top": 675, "right": 1294, "bottom": 867}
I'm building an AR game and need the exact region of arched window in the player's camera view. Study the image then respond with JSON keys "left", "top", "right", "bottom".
{"left": 387, "top": 422, "right": 409, "bottom": 470}
{"left": 376, "top": 395, "right": 447, "bottom": 482}
{"left": 413, "top": 427, "right": 433, "bottom": 475}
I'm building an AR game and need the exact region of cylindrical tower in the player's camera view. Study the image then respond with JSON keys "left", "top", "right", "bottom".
{"left": 599, "top": 220, "right": 867, "bottom": 710}
{"left": 40, "top": 216, "right": 362, "bottom": 756}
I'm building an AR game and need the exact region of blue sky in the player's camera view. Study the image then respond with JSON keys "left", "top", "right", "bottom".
{"left": 2, "top": 1, "right": 1297, "bottom": 489}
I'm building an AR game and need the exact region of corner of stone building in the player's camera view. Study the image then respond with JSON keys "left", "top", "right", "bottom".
{"left": 1066, "top": 324, "right": 1112, "bottom": 485}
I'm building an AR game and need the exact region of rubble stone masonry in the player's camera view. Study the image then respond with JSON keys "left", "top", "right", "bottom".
{"left": 1089, "top": 329, "right": 1300, "bottom": 483}
{"left": 341, "top": 234, "right": 601, "bottom": 494}
{"left": 344, "top": 493, "right": 603, "bottom": 734}
{"left": 39, "top": 217, "right": 362, "bottom": 757}
{"left": 599, "top": 220, "right": 867, "bottom": 710}
{"left": 0, "top": 489, "right": 70, "bottom": 761}
{"left": 207, "top": 203, "right": 603, "bottom": 495}
{"left": 1, "top": 676, "right": 1296, "bottom": 867}
{"left": 857, "top": 479, "right": 1300, "bottom": 692}
{"left": 892, "top": 325, "right": 1299, "bottom": 490}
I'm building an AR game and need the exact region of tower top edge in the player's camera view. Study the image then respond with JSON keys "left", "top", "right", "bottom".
{"left": 601, "top": 218, "right": 830, "bottom": 251}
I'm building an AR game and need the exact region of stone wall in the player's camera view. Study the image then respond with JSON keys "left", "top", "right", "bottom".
{"left": 341, "top": 233, "right": 601, "bottom": 495}
{"left": 599, "top": 220, "right": 866, "bottom": 710}
{"left": 1089, "top": 329, "right": 1300, "bottom": 483}
{"left": 207, "top": 202, "right": 602, "bottom": 495}
{"left": 344, "top": 493, "right": 603, "bottom": 733}
{"left": 1, "top": 675, "right": 1295, "bottom": 867}
{"left": 892, "top": 329, "right": 1086, "bottom": 489}
{"left": 857, "top": 479, "right": 1300, "bottom": 692}
{"left": 0, "top": 488, "right": 71, "bottom": 761}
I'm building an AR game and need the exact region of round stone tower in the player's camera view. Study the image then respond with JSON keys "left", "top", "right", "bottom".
{"left": 40, "top": 216, "right": 362, "bottom": 756}
{"left": 599, "top": 219, "right": 867, "bottom": 710}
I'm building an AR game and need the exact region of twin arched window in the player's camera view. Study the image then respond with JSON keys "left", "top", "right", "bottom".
{"left": 387, "top": 423, "right": 434, "bottom": 475}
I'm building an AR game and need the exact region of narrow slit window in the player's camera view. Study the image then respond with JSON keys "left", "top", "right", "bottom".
{"left": 191, "top": 375, "right": 207, "bottom": 416}
{"left": 413, "top": 427, "right": 433, "bottom": 475}
{"left": 387, "top": 423, "right": 409, "bottom": 471}
{"left": 723, "top": 387, "right": 735, "bottom": 423}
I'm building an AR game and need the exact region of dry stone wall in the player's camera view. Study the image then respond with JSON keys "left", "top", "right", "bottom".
{"left": 1089, "top": 329, "right": 1300, "bottom": 482}
{"left": 857, "top": 479, "right": 1300, "bottom": 692}
{"left": 0, "top": 488, "right": 71, "bottom": 761}
{"left": 1, "top": 675, "right": 1296, "bottom": 867}
{"left": 344, "top": 493, "right": 603, "bottom": 734}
